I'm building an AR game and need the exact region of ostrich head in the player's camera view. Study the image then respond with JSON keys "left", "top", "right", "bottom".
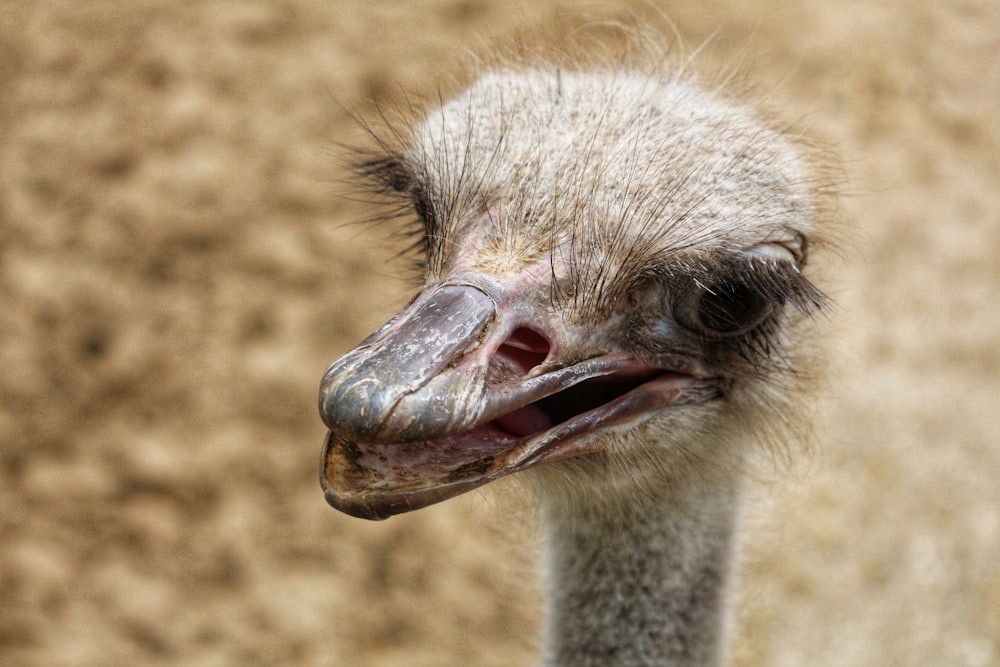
{"left": 318, "top": 65, "right": 830, "bottom": 520}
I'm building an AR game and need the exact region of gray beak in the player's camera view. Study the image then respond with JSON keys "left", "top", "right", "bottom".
{"left": 319, "top": 283, "right": 497, "bottom": 443}
{"left": 318, "top": 279, "right": 692, "bottom": 520}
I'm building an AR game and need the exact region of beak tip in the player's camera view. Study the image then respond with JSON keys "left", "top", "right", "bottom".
{"left": 320, "top": 369, "right": 400, "bottom": 440}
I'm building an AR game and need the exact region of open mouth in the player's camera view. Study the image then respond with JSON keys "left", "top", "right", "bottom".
{"left": 487, "top": 326, "right": 669, "bottom": 438}
{"left": 319, "top": 283, "right": 700, "bottom": 520}
{"left": 494, "top": 367, "right": 667, "bottom": 437}
{"left": 321, "top": 362, "right": 692, "bottom": 520}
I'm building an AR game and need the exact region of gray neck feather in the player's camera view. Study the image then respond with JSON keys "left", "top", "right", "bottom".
{"left": 540, "top": 480, "right": 740, "bottom": 667}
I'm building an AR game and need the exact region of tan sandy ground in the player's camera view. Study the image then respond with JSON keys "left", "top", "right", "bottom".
{"left": 1, "top": 1, "right": 998, "bottom": 665}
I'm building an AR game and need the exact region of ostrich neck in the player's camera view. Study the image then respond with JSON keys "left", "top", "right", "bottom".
{"left": 540, "top": 477, "right": 741, "bottom": 667}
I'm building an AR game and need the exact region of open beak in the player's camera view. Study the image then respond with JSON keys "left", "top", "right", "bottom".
{"left": 319, "top": 280, "right": 695, "bottom": 520}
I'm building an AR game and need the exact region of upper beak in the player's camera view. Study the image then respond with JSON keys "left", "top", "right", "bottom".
{"left": 319, "top": 282, "right": 498, "bottom": 442}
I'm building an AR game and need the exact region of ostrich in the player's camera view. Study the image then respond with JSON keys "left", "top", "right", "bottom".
{"left": 318, "top": 45, "right": 834, "bottom": 667}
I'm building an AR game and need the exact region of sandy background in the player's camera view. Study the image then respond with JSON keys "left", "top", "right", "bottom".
{"left": 2, "top": 1, "right": 998, "bottom": 665}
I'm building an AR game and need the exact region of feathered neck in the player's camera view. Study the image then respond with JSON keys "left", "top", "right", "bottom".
{"left": 539, "top": 475, "right": 741, "bottom": 667}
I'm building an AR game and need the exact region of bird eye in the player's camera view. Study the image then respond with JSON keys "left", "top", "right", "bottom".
{"left": 685, "top": 280, "right": 774, "bottom": 337}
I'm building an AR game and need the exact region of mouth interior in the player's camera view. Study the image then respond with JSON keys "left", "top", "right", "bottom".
{"left": 489, "top": 327, "right": 669, "bottom": 441}
{"left": 491, "top": 368, "right": 666, "bottom": 439}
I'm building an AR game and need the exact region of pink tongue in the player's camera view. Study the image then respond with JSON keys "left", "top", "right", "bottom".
{"left": 493, "top": 404, "right": 553, "bottom": 438}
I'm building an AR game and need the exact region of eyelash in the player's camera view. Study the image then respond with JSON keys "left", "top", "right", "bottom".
{"left": 680, "top": 260, "right": 826, "bottom": 365}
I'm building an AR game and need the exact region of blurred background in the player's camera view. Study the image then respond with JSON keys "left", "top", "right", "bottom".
{"left": 1, "top": 1, "right": 998, "bottom": 665}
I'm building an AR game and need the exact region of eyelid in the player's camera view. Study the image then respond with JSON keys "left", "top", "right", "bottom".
{"left": 743, "top": 231, "right": 808, "bottom": 265}
{"left": 740, "top": 242, "right": 797, "bottom": 264}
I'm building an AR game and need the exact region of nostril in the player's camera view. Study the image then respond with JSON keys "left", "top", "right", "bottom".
{"left": 495, "top": 327, "right": 552, "bottom": 376}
